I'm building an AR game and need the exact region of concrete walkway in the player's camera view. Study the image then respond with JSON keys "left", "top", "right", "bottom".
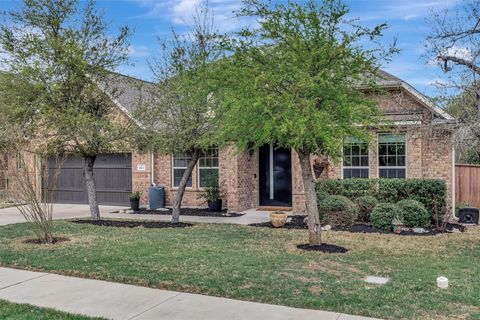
{"left": 0, "top": 204, "right": 270, "bottom": 226}
{"left": 0, "top": 267, "right": 377, "bottom": 320}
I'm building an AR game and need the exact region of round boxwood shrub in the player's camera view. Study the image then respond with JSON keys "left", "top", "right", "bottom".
{"left": 370, "top": 203, "right": 403, "bottom": 230}
{"left": 397, "top": 199, "right": 430, "bottom": 228}
{"left": 318, "top": 195, "right": 358, "bottom": 227}
{"left": 355, "top": 196, "right": 379, "bottom": 222}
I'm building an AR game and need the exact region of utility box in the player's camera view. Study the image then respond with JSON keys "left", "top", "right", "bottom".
{"left": 458, "top": 207, "right": 479, "bottom": 224}
{"left": 149, "top": 186, "right": 165, "bottom": 210}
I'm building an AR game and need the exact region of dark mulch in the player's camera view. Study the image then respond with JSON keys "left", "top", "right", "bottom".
{"left": 22, "top": 237, "right": 70, "bottom": 245}
{"left": 249, "top": 215, "right": 466, "bottom": 236}
{"left": 297, "top": 243, "right": 348, "bottom": 253}
{"left": 72, "top": 220, "right": 193, "bottom": 229}
{"left": 131, "top": 208, "right": 244, "bottom": 218}
{"left": 249, "top": 215, "right": 307, "bottom": 229}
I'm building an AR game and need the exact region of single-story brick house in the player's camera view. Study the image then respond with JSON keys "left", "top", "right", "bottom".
{"left": 4, "top": 70, "right": 456, "bottom": 214}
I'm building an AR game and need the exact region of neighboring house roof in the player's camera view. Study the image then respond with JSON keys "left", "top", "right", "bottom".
{"left": 102, "top": 69, "right": 453, "bottom": 122}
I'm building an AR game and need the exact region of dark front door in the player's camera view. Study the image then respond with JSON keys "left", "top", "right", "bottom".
{"left": 43, "top": 153, "right": 132, "bottom": 206}
{"left": 259, "top": 144, "right": 292, "bottom": 206}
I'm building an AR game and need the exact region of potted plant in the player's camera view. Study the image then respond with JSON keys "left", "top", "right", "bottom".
{"left": 392, "top": 217, "right": 404, "bottom": 234}
{"left": 198, "top": 182, "right": 222, "bottom": 212}
{"left": 129, "top": 191, "right": 142, "bottom": 213}
{"left": 270, "top": 211, "right": 288, "bottom": 228}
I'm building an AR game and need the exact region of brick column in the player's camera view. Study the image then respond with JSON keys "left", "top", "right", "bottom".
{"left": 131, "top": 151, "right": 152, "bottom": 206}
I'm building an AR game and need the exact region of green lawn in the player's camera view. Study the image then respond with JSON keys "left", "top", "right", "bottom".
{"left": 0, "top": 221, "right": 479, "bottom": 319}
{"left": 0, "top": 299, "right": 102, "bottom": 319}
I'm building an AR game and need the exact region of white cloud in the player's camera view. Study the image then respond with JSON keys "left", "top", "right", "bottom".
{"left": 428, "top": 45, "right": 473, "bottom": 66}
{"left": 351, "top": 0, "right": 460, "bottom": 21}
{"left": 130, "top": 0, "right": 246, "bottom": 32}
{"left": 128, "top": 45, "right": 151, "bottom": 58}
{"left": 442, "top": 46, "right": 473, "bottom": 61}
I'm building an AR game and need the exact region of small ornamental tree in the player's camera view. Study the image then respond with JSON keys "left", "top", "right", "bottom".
{"left": 0, "top": 0, "right": 132, "bottom": 220}
{"left": 134, "top": 9, "right": 223, "bottom": 223}
{"left": 215, "top": 0, "right": 396, "bottom": 245}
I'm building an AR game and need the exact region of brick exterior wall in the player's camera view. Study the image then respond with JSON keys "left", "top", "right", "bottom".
{"left": 147, "top": 148, "right": 230, "bottom": 209}
{"left": 141, "top": 86, "right": 454, "bottom": 214}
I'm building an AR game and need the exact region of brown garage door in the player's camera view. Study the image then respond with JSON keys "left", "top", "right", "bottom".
{"left": 44, "top": 153, "right": 132, "bottom": 206}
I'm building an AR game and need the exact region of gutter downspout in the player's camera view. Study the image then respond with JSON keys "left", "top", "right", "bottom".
{"left": 150, "top": 152, "right": 155, "bottom": 186}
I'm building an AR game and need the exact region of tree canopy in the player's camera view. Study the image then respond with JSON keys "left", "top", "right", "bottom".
{"left": 0, "top": 0, "right": 133, "bottom": 219}
{"left": 215, "top": 0, "right": 395, "bottom": 158}
{"left": 214, "top": 0, "right": 396, "bottom": 244}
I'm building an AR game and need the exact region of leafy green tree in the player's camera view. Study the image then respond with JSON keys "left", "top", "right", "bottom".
{"left": 445, "top": 85, "right": 480, "bottom": 164}
{"left": 0, "top": 0, "right": 132, "bottom": 220}
{"left": 215, "top": 0, "right": 395, "bottom": 245}
{"left": 134, "top": 8, "right": 222, "bottom": 223}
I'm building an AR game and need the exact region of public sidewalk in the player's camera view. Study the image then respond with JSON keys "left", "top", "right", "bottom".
{"left": 0, "top": 267, "right": 378, "bottom": 320}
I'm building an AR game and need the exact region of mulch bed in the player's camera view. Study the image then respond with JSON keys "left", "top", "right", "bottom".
{"left": 297, "top": 243, "right": 348, "bottom": 253}
{"left": 22, "top": 237, "right": 70, "bottom": 245}
{"left": 72, "top": 220, "right": 193, "bottom": 229}
{"left": 131, "top": 208, "right": 244, "bottom": 218}
{"left": 249, "top": 215, "right": 466, "bottom": 236}
{"left": 249, "top": 215, "right": 308, "bottom": 230}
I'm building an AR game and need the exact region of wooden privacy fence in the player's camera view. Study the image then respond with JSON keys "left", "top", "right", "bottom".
{"left": 456, "top": 164, "right": 480, "bottom": 208}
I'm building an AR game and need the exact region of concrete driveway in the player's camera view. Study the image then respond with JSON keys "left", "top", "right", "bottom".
{"left": 0, "top": 204, "right": 271, "bottom": 226}
{"left": 0, "top": 204, "right": 127, "bottom": 226}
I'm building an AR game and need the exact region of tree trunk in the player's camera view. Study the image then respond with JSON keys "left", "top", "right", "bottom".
{"left": 297, "top": 149, "right": 322, "bottom": 245}
{"left": 83, "top": 155, "right": 100, "bottom": 221}
{"left": 171, "top": 150, "right": 200, "bottom": 224}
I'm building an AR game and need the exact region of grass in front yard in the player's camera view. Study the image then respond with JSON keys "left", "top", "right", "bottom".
{"left": 0, "top": 221, "right": 479, "bottom": 319}
{"left": 0, "top": 299, "right": 102, "bottom": 319}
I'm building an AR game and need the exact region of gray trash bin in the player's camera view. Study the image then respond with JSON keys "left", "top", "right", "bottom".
{"left": 149, "top": 186, "right": 165, "bottom": 210}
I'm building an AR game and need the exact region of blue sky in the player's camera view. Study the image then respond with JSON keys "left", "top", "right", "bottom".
{"left": 1, "top": 0, "right": 462, "bottom": 97}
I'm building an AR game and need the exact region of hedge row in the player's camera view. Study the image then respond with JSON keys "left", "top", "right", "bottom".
{"left": 316, "top": 178, "right": 446, "bottom": 217}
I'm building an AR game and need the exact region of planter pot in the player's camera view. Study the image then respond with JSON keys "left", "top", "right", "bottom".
{"left": 130, "top": 199, "right": 140, "bottom": 212}
{"left": 392, "top": 224, "right": 403, "bottom": 234}
{"left": 270, "top": 211, "right": 288, "bottom": 228}
{"left": 208, "top": 199, "right": 222, "bottom": 212}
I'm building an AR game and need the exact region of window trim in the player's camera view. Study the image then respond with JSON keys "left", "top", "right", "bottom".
{"left": 377, "top": 132, "right": 407, "bottom": 179}
{"left": 197, "top": 147, "right": 219, "bottom": 189}
{"left": 341, "top": 139, "right": 370, "bottom": 179}
{"left": 171, "top": 154, "right": 193, "bottom": 189}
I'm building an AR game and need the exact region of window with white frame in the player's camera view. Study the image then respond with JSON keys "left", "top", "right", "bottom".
{"left": 198, "top": 147, "right": 219, "bottom": 188}
{"left": 172, "top": 154, "right": 193, "bottom": 187}
{"left": 343, "top": 137, "right": 369, "bottom": 178}
{"left": 378, "top": 133, "right": 406, "bottom": 178}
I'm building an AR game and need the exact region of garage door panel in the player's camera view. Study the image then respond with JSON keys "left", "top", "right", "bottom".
{"left": 44, "top": 153, "right": 132, "bottom": 206}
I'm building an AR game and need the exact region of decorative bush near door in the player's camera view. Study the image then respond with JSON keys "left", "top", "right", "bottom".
{"left": 318, "top": 195, "right": 358, "bottom": 227}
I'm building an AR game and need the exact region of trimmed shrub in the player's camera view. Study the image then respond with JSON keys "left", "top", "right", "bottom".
{"left": 316, "top": 178, "right": 446, "bottom": 223}
{"left": 318, "top": 195, "right": 358, "bottom": 227}
{"left": 355, "top": 196, "right": 379, "bottom": 222}
{"left": 377, "top": 179, "right": 446, "bottom": 218}
{"left": 316, "top": 179, "right": 377, "bottom": 201}
{"left": 370, "top": 203, "right": 404, "bottom": 230}
{"left": 397, "top": 199, "right": 430, "bottom": 228}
